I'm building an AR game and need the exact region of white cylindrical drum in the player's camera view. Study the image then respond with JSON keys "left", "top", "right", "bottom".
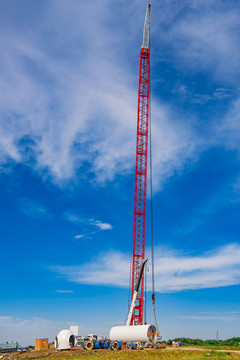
{"left": 109, "top": 324, "right": 157, "bottom": 343}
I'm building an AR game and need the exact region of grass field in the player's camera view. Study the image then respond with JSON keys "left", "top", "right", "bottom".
{"left": 48, "top": 350, "right": 240, "bottom": 360}
{"left": 6, "top": 348, "right": 240, "bottom": 360}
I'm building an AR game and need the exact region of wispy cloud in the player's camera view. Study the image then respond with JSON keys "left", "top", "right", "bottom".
{"left": 213, "top": 88, "right": 231, "bottom": 99}
{"left": 0, "top": 0, "right": 137, "bottom": 184}
{"left": 50, "top": 243, "right": 240, "bottom": 292}
{"left": 151, "top": 102, "right": 202, "bottom": 190}
{"left": 74, "top": 234, "right": 85, "bottom": 239}
{"left": 159, "top": 1, "right": 240, "bottom": 83}
{"left": 215, "top": 98, "right": 240, "bottom": 152}
{"left": 63, "top": 212, "right": 85, "bottom": 225}
{"left": 0, "top": 316, "right": 11, "bottom": 320}
{"left": 0, "top": 316, "right": 78, "bottom": 346}
{"left": 73, "top": 233, "right": 95, "bottom": 247}
{"left": 0, "top": 0, "right": 203, "bottom": 190}
{"left": 18, "top": 197, "right": 51, "bottom": 220}
{"left": 56, "top": 290, "right": 74, "bottom": 294}
{"left": 154, "top": 243, "right": 240, "bottom": 291}
{"left": 0, "top": 0, "right": 240, "bottom": 195}
{"left": 90, "top": 220, "right": 113, "bottom": 230}
{"left": 64, "top": 212, "right": 113, "bottom": 232}
{"left": 51, "top": 251, "right": 129, "bottom": 287}
{"left": 152, "top": 1, "right": 240, "bottom": 179}
{"left": 179, "top": 315, "right": 238, "bottom": 321}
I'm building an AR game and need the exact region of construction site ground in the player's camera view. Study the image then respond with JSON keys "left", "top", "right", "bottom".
{"left": 1, "top": 347, "right": 240, "bottom": 360}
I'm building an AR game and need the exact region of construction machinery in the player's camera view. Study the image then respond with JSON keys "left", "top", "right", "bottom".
{"left": 130, "top": 2, "right": 151, "bottom": 326}
{"left": 55, "top": 3, "right": 159, "bottom": 352}
{"left": 110, "top": 258, "right": 157, "bottom": 344}
{"left": 109, "top": 3, "right": 159, "bottom": 346}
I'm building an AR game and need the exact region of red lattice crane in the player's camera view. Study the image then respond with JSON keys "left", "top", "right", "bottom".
{"left": 130, "top": 3, "right": 151, "bottom": 326}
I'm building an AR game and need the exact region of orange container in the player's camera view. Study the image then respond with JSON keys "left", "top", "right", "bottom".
{"left": 35, "top": 338, "right": 49, "bottom": 351}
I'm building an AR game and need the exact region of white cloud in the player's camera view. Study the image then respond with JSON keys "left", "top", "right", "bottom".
{"left": 1, "top": 0, "right": 239, "bottom": 193}
{"left": 56, "top": 290, "right": 74, "bottom": 294}
{"left": 18, "top": 197, "right": 51, "bottom": 220}
{"left": 213, "top": 88, "right": 231, "bottom": 99}
{"left": 151, "top": 102, "right": 202, "bottom": 190}
{"left": 0, "top": 316, "right": 11, "bottom": 320}
{"left": 64, "top": 212, "right": 113, "bottom": 232}
{"left": 0, "top": 0, "right": 203, "bottom": 190}
{"left": 228, "top": 311, "right": 240, "bottom": 314}
{"left": 74, "top": 234, "right": 85, "bottom": 239}
{"left": 0, "top": 0, "right": 137, "bottom": 184}
{"left": 0, "top": 316, "right": 77, "bottom": 347}
{"left": 179, "top": 315, "right": 238, "bottom": 321}
{"left": 63, "top": 212, "right": 85, "bottom": 224}
{"left": 90, "top": 220, "right": 113, "bottom": 230}
{"left": 159, "top": 1, "right": 240, "bottom": 83}
{"left": 51, "top": 251, "right": 129, "bottom": 287}
{"left": 215, "top": 98, "right": 240, "bottom": 151}
{"left": 50, "top": 243, "right": 240, "bottom": 292}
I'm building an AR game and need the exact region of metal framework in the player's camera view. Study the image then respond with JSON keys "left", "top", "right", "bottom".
{"left": 130, "top": 3, "right": 151, "bottom": 326}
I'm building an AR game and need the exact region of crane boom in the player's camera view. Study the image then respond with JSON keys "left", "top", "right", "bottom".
{"left": 142, "top": 3, "right": 151, "bottom": 49}
{"left": 130, "top": 3, "right": 151, "bottom": 326}
{"left": 126, "top": 259, "right": 148, "bottom": 326}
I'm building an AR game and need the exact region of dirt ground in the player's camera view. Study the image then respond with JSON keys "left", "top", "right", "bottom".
{"left": 1, "top": 347, "right": 240, "bottom": 360}
{"left": 0, "top": 349, "right": 109, "bottom": 360}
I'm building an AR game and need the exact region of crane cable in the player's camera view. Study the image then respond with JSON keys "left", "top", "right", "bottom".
{"left": 149, "top": 36, "right": 159, "bottom": 333}
{"left": 144, "top": 263, "right": 147, "bottom": 324}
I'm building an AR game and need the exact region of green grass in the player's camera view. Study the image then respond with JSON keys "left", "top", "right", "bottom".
{"left": 24, "top": 349, "right": 240, "bottom": 360}
{"left": 170, "top": 338, "right": 240, "bottom": 349}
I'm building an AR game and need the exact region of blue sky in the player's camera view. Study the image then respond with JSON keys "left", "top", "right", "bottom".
{"left": 0, "top": 0, "right": 240, "bottom": 346}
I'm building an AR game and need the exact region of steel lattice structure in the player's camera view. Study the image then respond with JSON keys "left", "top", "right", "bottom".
{"left": 130, "top": 3, "right": 151, "bottom": 326}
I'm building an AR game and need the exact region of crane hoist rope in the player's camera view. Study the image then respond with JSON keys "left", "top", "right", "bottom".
{"left": 148, "top": 22, "right": 158, "bottom": 332}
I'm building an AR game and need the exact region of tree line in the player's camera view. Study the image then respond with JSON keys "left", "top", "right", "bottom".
{"left": 163, "top": 337, "right": 240, "bottom": 347}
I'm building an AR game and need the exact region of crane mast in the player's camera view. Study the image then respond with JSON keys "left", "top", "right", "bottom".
{"left": 130, "top": 3, "right": 151, "bottom": 326}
